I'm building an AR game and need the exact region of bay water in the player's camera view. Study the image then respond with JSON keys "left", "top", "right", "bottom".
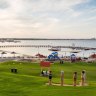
{"left": 0, "top": 39, "right": 96, "bottom": 58}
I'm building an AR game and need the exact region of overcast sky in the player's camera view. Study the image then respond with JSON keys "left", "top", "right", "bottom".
{"left": 0, "top": 0, "right": 96, "bottom": 38}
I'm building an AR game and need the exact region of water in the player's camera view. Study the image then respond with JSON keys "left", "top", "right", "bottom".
{"left": 0, "top": 40, "right": 96, "bottom": 57}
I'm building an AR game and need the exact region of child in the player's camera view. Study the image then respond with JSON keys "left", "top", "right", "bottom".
{"left": 49, "top": 71, "right": 52, "bottom": 85}
{"left": 73, "top": 72, "right": 77, "bottom": 86}
{"left": 61, "top": 71, "right": 64, "bottom": 86}
{"left": 81, "top": 70, "right": 86, "bottom": 86}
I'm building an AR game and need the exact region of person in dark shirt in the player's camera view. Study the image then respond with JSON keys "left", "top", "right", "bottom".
{"left": 49, "top": 71, "right": 52, "bottom": 85}
{"left": 73, "top": 72, "right": 77, "bottom": 86}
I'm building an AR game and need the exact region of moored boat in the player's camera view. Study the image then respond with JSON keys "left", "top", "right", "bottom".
{"left": 48, "top": 47, "right": 61, "bottom": 51}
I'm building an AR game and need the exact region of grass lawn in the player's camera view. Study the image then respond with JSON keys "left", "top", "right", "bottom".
{"left": 0, "top": 61, "right": 96, "bottom": 96}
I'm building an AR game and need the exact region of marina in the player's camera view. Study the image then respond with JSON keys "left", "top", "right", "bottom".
{"left": 0, "top": 39, "right": 95, "bottom": 58}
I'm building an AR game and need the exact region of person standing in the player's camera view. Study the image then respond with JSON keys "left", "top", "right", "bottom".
{"left": 73, "top": 72, "right": 77, "bottom": 86}
{"left": 61, "top": 71, "right": 64, "bottom": 86}
{"left": 81, "top": 70, "right": 86, "bottom": 86}
{"left": 49, "top": 71, "right": 52, "bottom": 85}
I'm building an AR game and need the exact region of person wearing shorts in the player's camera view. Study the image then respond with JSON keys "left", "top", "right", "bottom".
{"left": 49, "top": 71, "right": 52, "bottom": 85}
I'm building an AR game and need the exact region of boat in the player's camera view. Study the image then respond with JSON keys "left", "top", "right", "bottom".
{"left": 48, "top": 47, "right": 61, "bottom": 51}
{"left": 14, "top": 40, "right": 21, "bottom": 43}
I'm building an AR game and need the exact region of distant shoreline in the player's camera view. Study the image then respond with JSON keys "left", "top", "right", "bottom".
{"left": 0, "top": 38, "right": 96, "bottom": 40}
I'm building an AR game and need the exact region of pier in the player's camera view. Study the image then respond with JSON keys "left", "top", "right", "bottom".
{"left": 0, "top": 45, "right": 96, "bottom": 50}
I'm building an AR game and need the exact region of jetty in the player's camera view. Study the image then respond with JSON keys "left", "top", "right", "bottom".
{"left": 0, "top": 45, "right": 96, "bottom": 50}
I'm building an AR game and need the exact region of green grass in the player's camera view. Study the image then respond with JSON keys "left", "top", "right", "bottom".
{"left": 0, "top": 61, "right": 96, "bottom": 96}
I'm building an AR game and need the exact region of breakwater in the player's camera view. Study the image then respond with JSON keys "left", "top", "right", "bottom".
{"left": 0, "top": 45, "right": 96, "bottom": 50}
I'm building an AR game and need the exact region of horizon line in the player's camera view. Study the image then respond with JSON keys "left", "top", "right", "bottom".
{"left": 0, "top": 38, "right": 95, "bottom": 40}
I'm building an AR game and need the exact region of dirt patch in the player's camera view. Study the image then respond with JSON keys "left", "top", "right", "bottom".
{"left": 46, "top": 83, "right": 88, "bottom": 87}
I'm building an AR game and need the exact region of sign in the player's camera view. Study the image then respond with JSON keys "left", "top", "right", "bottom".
{"left": 40, "top": 61, "right": 51, "bottom": 67}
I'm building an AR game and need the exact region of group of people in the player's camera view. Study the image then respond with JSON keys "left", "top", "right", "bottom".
{"left": 73, "top": 70, "right": 86, "bottom": 86}
{"left": 41, "top": 70, "right": 50, "bottom": 76}
{"left": 60, "top": 60, "right": 64, "bottom": 64}
{"left": 41, "top": 70, "right": 86, "bottom": 86}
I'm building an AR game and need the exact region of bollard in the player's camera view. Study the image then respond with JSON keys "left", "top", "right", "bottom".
{"left": 11, "top": 68, "right": 17, "bottom": 73}
{"left": 11, "top": 69, "right": 13, "bottom": 73}
{"left": 14, "top": 69, "right": 17, "bottom": 73}
{"left": 61, "top": 71, "right": 64, "bottom": 86}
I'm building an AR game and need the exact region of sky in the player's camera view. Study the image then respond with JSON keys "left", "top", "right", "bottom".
{"left": 0, "top": 0, "right": 96, "bottom": 39}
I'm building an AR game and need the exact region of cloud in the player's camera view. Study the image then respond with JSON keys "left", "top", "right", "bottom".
{"left": 0, "top": 0, "right": 9, "bottom": 9}
{"left": 21, "top": 0, "right": 88, "bottom": 13}
{"left": 0, "top": 0, "right": 95, "bottom": 38}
